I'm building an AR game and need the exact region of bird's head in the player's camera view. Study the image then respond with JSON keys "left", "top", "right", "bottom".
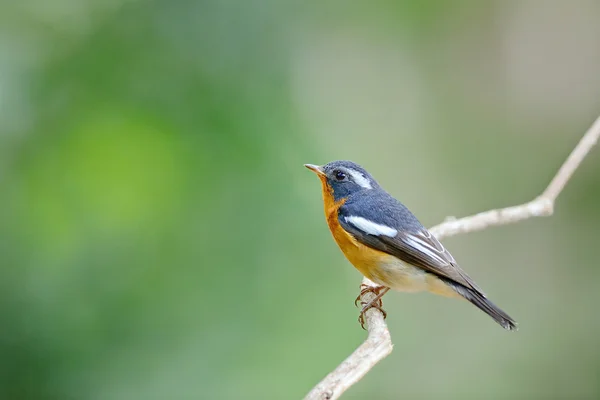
{"left": 304, "top": 160, "right": 378, "bottom": 201}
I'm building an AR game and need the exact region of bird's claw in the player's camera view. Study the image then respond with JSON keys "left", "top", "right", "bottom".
{"left": 358, "top": 301, "right": 387, "bottom": 330}
{"left": 355, "top": 284, "right": 390, "bottom": 329}
{"left": 354, "top": 284, "right": 387, "bottom": 307}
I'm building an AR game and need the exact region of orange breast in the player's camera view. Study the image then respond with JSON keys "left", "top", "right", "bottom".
{"left": 318, "top": 177, "right": 389, "bottom": 283}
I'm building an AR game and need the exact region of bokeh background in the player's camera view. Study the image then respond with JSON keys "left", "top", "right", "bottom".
{"left": 1, "top": 1, "right": 600, "bottom": 399}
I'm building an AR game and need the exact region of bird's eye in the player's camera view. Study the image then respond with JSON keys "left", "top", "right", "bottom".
{"left": 334, "top": 170, "right": 346, "bottom": 181}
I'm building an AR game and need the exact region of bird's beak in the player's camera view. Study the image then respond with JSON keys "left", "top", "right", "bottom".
{"left": 304, "top": 164, "right": 325, "bottom": 176}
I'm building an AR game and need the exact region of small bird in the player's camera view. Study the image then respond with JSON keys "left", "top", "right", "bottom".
{"left": 305, "top": 160, "right": 517, "bottom": 331}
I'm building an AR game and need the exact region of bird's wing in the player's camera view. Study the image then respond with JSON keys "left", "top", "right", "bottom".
{"left": 339, "top": 203, "right": 484, "bottom": 294}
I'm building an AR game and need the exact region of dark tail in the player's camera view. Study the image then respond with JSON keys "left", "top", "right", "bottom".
{"left": 447, "top": 281, "right": 518, "bottom": 331}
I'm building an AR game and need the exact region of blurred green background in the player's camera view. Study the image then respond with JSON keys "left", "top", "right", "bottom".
{"left": 1, "top": 1, "right": 600, "bottom": 399}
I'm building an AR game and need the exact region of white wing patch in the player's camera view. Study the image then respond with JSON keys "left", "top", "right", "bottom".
{"left": 347, "top": 169, "right": 372, "bottom": 189}
{"left": 345, "top": 216, "right": 397, "bottom": 237}
{"left": 403, "top": 234, "right": 449, "bottom": 264}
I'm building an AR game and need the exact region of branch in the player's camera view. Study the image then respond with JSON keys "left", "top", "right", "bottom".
{"left": 304, "top": 277, "right": 392, "bottom": 400}
{"left": 305, "top": 116, "right": 600, "bottom": 400}
{"left": 431, "top": 116, "right": 600, "bottom": 240}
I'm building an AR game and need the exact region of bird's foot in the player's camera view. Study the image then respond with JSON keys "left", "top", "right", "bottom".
{"left": 354, "top": 284, "right": 388, "bottom": 307}
{"left": 358, "top": 302, "right": 387, "bottom": 330}
{"left": 355, "top": 285, "right": 390, "bottom": 330}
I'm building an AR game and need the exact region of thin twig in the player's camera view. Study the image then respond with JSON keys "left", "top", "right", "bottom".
{"left": 305, "top": 116, "right": 600, "bottom": 400}
{"left": 431, "top": 116, "right": 600, "bottom": 240}
{"left": 541, "top": 116, "right": 600, "bottom": 201}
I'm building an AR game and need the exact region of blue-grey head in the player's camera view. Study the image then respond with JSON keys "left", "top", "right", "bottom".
{"left": 304, "top": 160, "right": 378, "bottom": 201}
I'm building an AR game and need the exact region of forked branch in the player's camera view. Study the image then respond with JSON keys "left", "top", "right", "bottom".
{"left": 305, "top": 116, "right": 600, "bottom": 400}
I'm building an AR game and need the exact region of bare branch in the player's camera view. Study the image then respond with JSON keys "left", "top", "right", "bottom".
{"left": 542, "top": 116, "right": 600, "bottom": 201}
{"left": 431, "top": 115, "right": 600, "bottom": 240}
{"left": 304, "top": 278, "right": 392, "bottom": 400}
{"left": 305, "top": 116, "right": 600, "bottom": 400}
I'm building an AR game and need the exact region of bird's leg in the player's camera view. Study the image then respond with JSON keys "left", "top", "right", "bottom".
{"left": 354, "top": 284, "right": 388, "bottom": 307}
{"left": 356, "top": 286, "right": 390, "bottom": 329}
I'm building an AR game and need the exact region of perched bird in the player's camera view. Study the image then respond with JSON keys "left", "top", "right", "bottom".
{"left": 305, "top": 160, "right": 517, "bottom": 331}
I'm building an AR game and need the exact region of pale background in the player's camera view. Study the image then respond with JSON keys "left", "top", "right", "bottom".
{"left": 1, "top": 1, "right": 600, "bottom": 399}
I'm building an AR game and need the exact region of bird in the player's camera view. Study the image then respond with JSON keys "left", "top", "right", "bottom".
{"left": 305, "top": 160, "right": 517, "bottom": 331}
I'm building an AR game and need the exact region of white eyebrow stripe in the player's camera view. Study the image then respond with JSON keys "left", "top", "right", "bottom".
{"left": 347, "top": 169, "right": 372, "bottom": 189}
{"left": 345, "top": 216, "right": 397, "bottom": 237}
{"left": 403, "top": 235, "right": 448, "bottom": 264}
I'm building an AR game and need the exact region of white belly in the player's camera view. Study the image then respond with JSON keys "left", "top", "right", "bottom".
{"left": 371, "top": 256, "right": 429, "bottom": 292}
{"left": 370, "top": 255, "right": 461, "bottom": 298}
